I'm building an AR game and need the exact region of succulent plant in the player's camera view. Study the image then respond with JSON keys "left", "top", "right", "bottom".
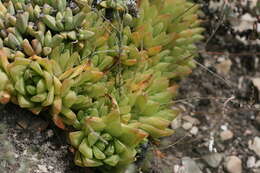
{"left": 69, "top": 110, "right": 148, "bottom": 167}
{"left": 0, "top": 0, "right": 88, "bottom": 56}
{"left": 0, "top": 66, "right": 11, "bottom": 104}
{"left": 0, "top": 0, "right": 203, "bottom": 170}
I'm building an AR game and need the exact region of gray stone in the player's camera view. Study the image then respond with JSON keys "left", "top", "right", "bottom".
{"left": 47, "top": 130, "right": 54, "bottom": 138}
{"left": 48, "top": 165, "right": 54, "bottom": 171}
{"left": 203, "top": 153, "right": 223, "bottom": 168}
{"left": 182, "top": 115, "right": 200, "bottom": 125}
{"left": 216, "top": 59, "right": 232, "bottom": 76}
{"left": 38, "top": 165, "right": 48, "bottom": 173}
{"left": 255, "top": 160, "right": 260, "bottom": 168}
{"left": 182, "top": 122, "right": 193, "bottom": 130}
{"left": 253, "top": 168, "right": 260, "bottom": 173}
{"left": 225, "top": 156, "right": 242, "bottom": 173}
{"left": 249, "top": 137, "right": 260, "bottom": 157}
{"left": 255, "top": 114, "right": 260, "bottom": 126}
{"left": 247, "top": 156, "right": 256, "bottom": 168}
{"left": 182, "top": 157, "right": 202, "bottom": 173}
{"left": 252, "top": 78, "right": 260, "bottom": 93}
{"left": 171, "top": 116, "right": 182, "bottom": 129}
{"left": 190, "top": 126, "right": 199, "bottom": 135}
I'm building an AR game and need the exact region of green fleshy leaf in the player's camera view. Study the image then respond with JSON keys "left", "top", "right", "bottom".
{"left": 93, "top": 146, "right": 106, "bottom": 160}
{"left": 79, "top": 138, "right": 93, "bottom": 159}
{"left": 69, "top": 131, "right": 85, "bottom": 148}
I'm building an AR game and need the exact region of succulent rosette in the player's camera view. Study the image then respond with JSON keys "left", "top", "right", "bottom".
{"left": 69, "top": 109, "right": 148, "bottom": 167}
{"left": 1, "top": 53, "right": 57, "bottom": 114}
{"left": 123, "top": 72, "right": 179, "bottom": 138}
{"left": 44, "top": 44, "right": 104, "bottom": 129}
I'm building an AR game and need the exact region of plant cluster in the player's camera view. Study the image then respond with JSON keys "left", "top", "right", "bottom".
{"left": 0, "top": 0, "right": 203, "bottom": 171}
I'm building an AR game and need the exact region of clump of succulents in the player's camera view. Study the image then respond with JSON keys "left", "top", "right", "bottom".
{"left": 0, "top": 0, "right": 203, "bottom": 171}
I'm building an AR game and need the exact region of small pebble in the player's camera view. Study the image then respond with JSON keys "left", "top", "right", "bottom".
{"left": 38, "top": 165, "right": 48, "bottom": 173}
{"left": 17, "top": 119, "right": 28, "bottom": 129}
{"left": 14, "top": 153, "right": 19, "bottom": 159}
{"left": 203, "top": 152, "right": 223, "bottom": 168}
{"left": 174, "top": 165, "right": 182, "bottom": 173}
{"left": 253, "top": 168, "right": 260, "bottom": 173}
{"left": 244, "top": 129, "right": 253, "bottom": 136}
{"left": 254, "top": 104, "right": 260, "bottom": 109}
{"left": 220, "top": 124, "right": 228, "bottom": 131}
{"left": 255, "top": 160, "right": 260, "bottom": 168}
{"left": 205, "top": 168, "right": 212, "bottom": 173}
{"left": 182, "top": 122, "right": 193, "bottom": 130}
{"left": 48, "top": 165, "right": 54, "bottom": 171}
{"left": 220, "top": 130, "right": 234, "bottom": 141}
{"left": 182, "top": 157, "right": 202, "bottom": 173}
{"left": 182, "top": 115, "right": 200, "bottom": 125}
{"left": 247, "top": 156, "right": 256, "bottom": 168}
{"left": 171, "top": 116, "right": 182, "bottom": 129}
{"left": 252, "top": 78, "right": 260, "bottom": 93}
{"left": 190, "top": 126, "right": 198, "bottom": 135}
{"left": 47, "top": 130, "right": 54, "bottom": 138}
{"left": 225, "top": 156, "right": 242, "bottom": 173}
{"left": 216, "top": 59, "right": 232, "bottom": 76}
{"left": 255, "top": 114, "right": 260, "bottom": 126}
{"left": 249, "top": 137, "right": 260, "bottom": 157}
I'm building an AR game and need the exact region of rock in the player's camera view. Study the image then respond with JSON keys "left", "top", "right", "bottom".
{"left": 244, "top": 129, "right": 253, "bottom": 136}
{"left": 17, "top": 119, "right": 29, "bottom": 129}
{"left": 216, "top": 59, "right": 232, "bottom": 76}
{"left": 124, "top": 164, "right": 137, "bottom": 173}
{"left": 220, "top": 130, "right": 234, "bottom": 141}
{"left": 255, "top": 160, "right": 260, "bottom": 168}
{"left": 253, "top": 168, "right": 260, "bottom": 173}
{"left": 182, "top": 115, "right": 200, "bottom": 125}
{"left": 231, "top": 13, "right": 257, "bottom": 32}
{"left": 182, "top": 122, "right": 193, "bottom": 130}
{"left": 29, "top": 119, "right": 49, "bottom": 131}
{"left": 38, "top": 165, "right": 48, "bottom": 173}
{"left": 171, "top": 116, "right": 182, "bottom": 130}
{"left": 182, "top": 157, "right": 202, "bottom": 173}
{"left": 224, "top": 156, "right": 242, "bottom": 173}
{"left": 220, "top": 124, "right": 228, "bottom": 131}
{"left": 249, "top": 137, "right": 260, "bottom": 157}
{"left": 47, "top": 130, "right": 54, "bottom": 138}
{"left": 205, "top": 168, "right": 212, "bottom": 173}
{"left": 190, "top": 126, "right": 199, "bottom": 135}
{"left": 48, "top": 165, "right": 54, "bottom": 171}
{"left": 202, "top": 153, "right": 223, "bottom": 168}
{"left": 255, "top": 114, "right": 260, "bottom": 127}
{"left": 252, "top": 78, "right": 260, "bottom": 93}
{"left": 174, "top": 165, "right": 181, "bottom": 173}
{"left": 247, "top": 156, "right": 256, "bottom": 168}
